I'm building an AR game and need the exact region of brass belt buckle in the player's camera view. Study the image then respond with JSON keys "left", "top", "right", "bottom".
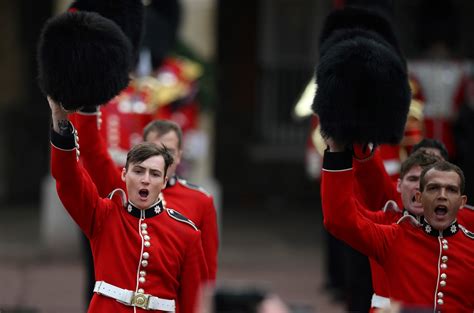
{"left": 132, "top": 292, "right": 151, "bottom": 310}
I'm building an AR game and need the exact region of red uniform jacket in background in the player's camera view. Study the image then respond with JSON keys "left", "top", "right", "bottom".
{"left": 50, "top": 127, "right": 207, "bottom": 313}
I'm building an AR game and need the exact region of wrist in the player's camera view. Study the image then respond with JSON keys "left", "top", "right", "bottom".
{"left": 53, "top": 118, "right": 72, "bottom": 135}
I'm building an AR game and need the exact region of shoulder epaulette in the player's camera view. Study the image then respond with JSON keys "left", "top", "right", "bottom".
{"left": 396, "top": 214, "right": 420, "bottom": 227}
{"left": 108, "top": 188, "right": 127, "bottom": 207}
{"left": 382, "top": 200, "right": 402, "bottom": 213}
{"left": 166, "top": 208, "right": 198, "bottom": 231}
{"left": 459, "top": 224, "right": 474, "bottom": 240}
{"left": 177, "top": 178, "right": 211, "bottom": 197}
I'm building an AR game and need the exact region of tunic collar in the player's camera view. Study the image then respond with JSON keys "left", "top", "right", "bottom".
{"left": 421, "top": 218, "right": 459, "bottom": 238}
{"left": 125, "top": 200, "right": 164, "bottom": 218}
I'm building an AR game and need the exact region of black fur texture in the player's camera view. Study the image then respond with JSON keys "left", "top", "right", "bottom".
{"left": 320, "top": 28, "right": 390, "bottom": 59}
{"left": 319, "top": 6, "right": 402, "bottom": 59}
{"left": 69, "top": 0, "right": 144, "bottom": 64}
{"left": 37, "top": 11, "right": 132, "bottom": 110}
{"left": 313, "top": 35, "right": 411, "bottom": 145}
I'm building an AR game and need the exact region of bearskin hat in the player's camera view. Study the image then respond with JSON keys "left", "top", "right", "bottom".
{"left": 312, "top": 6, "right": 410, "bottom": 145}
{"left": 313, "top": 33, "right": 411, "bottom": 145}
{"left": 37, "top": 11, "right": 132, "bottom": 110}
{"left": 318, "top": 6, "right": 402, "bottom": 60}
{"left": 319, "top": 28, "right": 393, "bottom": 61}
{"left": 69, "top": 0, "right": 144, "bottom": 63}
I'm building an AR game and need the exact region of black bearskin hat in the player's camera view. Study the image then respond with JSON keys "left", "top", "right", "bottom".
{"left": 318, "top": 6, "right": 402, "bottom": 60}
{"left": 142, "top": 0, "right": 182, "bottom": 69}
{"left": 312, "top": 6, "right": 410, "bottom": 145}
{"left": 69, "top": 0, "right": 144, "bottom": 63}
{"left": 37, "top": 11, "right": 132, "bottom": 110}
{"left": 313, "top": 33, "right": 411, "bottom": 145}
{"left": 319, "top": 28, "right": 394, "bottom": 62}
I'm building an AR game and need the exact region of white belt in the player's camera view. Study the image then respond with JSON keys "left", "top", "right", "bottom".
{"left": 371, "top": 293, "right": 391, "bottom": 308}
{"left": 94, "top": 281, "right": 175, "bottom": 312}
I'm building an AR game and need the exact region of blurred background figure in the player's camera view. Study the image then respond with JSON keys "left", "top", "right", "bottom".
{"left": 453, "top": 77, "right": 474, "bottom": 203}
{"left": 408, "top": 0, "right": 472, "bottom": 161}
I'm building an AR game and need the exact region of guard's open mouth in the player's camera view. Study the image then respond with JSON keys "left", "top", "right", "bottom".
{"left": 139, "top": 189, "right": 149, "bottom": 198}
{"left": 435, "top": 205, "right": 448, "bottom": 216}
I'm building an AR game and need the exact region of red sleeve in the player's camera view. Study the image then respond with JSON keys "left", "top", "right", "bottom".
{"left": 73, "top": 112, "right": 125, "bottom": 197}
{"left": 321, "top": 152, "right": 397, "bottom": 264}
{"left": 199, "top": 195, "right": 219, "bottom": 282}
{"left": 353, "top": 148, "right": 401, "bottom": 210}
{"left": 51, "top": 142, "right": 112, "bottom": 239}
{"left": 179, "top": 231, "right": 208, "bottom": 313}
{"left": 358, "top": 206, "right": 394, "bottom": 224}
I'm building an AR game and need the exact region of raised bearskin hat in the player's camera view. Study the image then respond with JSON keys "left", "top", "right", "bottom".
{"left": 319, "top": 6, "right": 402, "bottom": 59}
{"left": 37, "top": 11, "right": 132, "bottom": 110}
{"left": 69, "top": 0, "right": 144, "bottom": 63}
{"left": 319, "top": 28, "right": 394, "bottom": 62}
{"left": 312, "top": 6, "right": 411, "bottom": 145}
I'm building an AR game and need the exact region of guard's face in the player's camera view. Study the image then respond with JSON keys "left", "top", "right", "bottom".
{"left": 146, "top": 131, "right": 182, "bottom": 177}
{"left": 397, "top": 165, "right": 424, "bottom": 216}
{"left": 122, "top": 155, "right": 168, "bottom": 210}
{"left": 416, "top": 169, "right": 466, "bottom": 231}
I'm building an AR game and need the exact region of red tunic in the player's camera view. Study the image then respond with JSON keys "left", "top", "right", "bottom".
{"left": 322, "top": 151, "right": 474, "bottom": 311}
{"left": 50, "top": 127, "right": 207, "bottom": 313}
{"left": 353, "top": 148, "right": 474, "bottom": 307}
{"left": 72, "top": 112, "right": 219, "bottom": 282}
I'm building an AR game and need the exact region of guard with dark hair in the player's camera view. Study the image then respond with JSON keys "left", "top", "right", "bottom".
{"left": 322, "top": 137, "right": 474, "bottom": 311}
{"left": 66, "top": 1, "right": 216, "bottom": 303}
{"left": 353, "top": 148, "right": 440, "bottom": 311}
{"left": 73, "top": 112, "right": 220, "bottom": 284}
{"left": 48, "top": 97, "right": 207, "bottom": 313}
{"left": 352, "top": 138, "right": 474, "bottom": 310}
{"left": 50, "top": 0, "right": 145, "bottom": 303}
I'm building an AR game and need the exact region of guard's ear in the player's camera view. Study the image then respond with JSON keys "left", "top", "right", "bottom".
{"left": 460, "top": 195, "right": 467, "bottom": 209}
{"left": 396, "top": 178, "right": 402, "bottom": 193}
{"left": 121, "top": 167, "right": 127, "bottom": 182}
